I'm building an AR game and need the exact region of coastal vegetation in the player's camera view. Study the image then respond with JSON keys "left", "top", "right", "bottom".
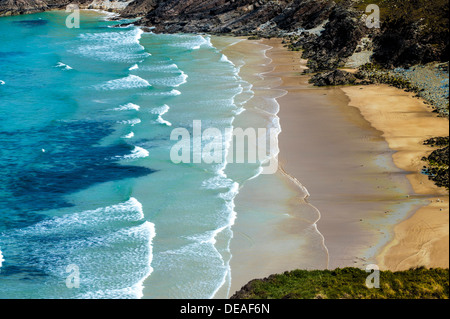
{"left": 231, "top": 267, "right": 449, "bottom": 299}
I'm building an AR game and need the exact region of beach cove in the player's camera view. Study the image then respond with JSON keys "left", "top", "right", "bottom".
{"left": 224, "top": 38, "right": 448, "bottom": 295}
{"left": 0, "top": 9, "right": 448, "bottom": 299}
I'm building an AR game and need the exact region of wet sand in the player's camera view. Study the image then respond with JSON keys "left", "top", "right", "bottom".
{"left": 264, "top": 39, "right": 420, "bottom": 270}
{"left": 223, "top": 38, "right": 448, "bottom": 297}
{"left": 342, "top": 85, "right": 449, "bottom": 270}
{"left": 218, "top": 38, "right": 329, "bottom": 297}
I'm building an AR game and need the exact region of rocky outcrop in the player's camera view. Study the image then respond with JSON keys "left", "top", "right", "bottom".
{"left": 0, "top": 0, "right": 48, "bottom": 16}
{"left": 372, "top": 20, "right": 448, "bottom": 68}
{"left": 125, "top": 0, "right": 335, "bottom": 35}
{"left": 290, "top": 4, "right": 371, "bottom": 71}
{"left": 0, "top": 0, "right": 131, "bottom": 16}
{"left": 87, "top": 0, "right": 134, "bottom": 11}
{"left": 138, "top": 0, "right": 287, "bottom": 34}
{"left": 422, "top": 136, "right": 449, "bottom": 189}
{"left": 120, "top": 0, "right": 159, "bottom": 18}
{"left": 309, "top": 69, "right": 357, "bottom": 86}
{"left": 2, "top": 0, "right": 448, "bottom": 73}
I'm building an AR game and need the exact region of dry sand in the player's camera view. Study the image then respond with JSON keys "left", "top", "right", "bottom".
{"left": 217, "top": 38, "right": 329, "bottom": 297}
{"left": 342, "top": 85, "right": 449, "bottom": 270}
{"left": 223, "top": 37, "right": 448, "bottom": 296}
{"left": 263, "top": 39, "right": 420, "bottom": 270}
{"left": 261, "top": 38, "right": 449, "bottom": 271}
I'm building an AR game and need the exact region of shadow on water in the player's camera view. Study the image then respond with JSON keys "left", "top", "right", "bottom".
{"left": 0, "top": 120, "right": 155, "bottom": 230}
{"left": 11, "top": 19, "right": 49, "bottom": 27}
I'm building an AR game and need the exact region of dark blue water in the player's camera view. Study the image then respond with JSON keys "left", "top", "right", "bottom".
{"left": 0, "top": 10, "right": 248, "bottom": 299}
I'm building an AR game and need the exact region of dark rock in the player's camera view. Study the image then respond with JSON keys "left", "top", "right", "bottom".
{"left": 0, "top": 0, "right": 48, "bottom": 16}
{"left": 309, "top": 69, "right": 357, "bottom": 86}
{"left": 298, "top": 4, "right": 369, "bottom": 72}
{"left": 0, "top": 0, "right": 128, "bottom": 16}
{"left": 121, "top": 0, "right": 336, "bottom": 36}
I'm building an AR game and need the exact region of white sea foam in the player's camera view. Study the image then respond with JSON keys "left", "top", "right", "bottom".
{"left": 220, "top": 54, "right": 235, "bottom": 66}
{"left": 118, "top": 118, "right": 141, "bottom": 126}
{"left": 129, "top": 64, "right": 139, "bottom": 70}
{"left": 150, "top": 71, "right": 188, "bottom": 88}
{"left": 5, "top": 198, "right": 156, "bottom": 299}
{"left": 74, "top": 28, "right": 149, "bottom": 63}
{"left": 113, "top": 103, "right": 141, "bottom": 111}
{"left": 88, "top": 8, "right": 121, "bottom": 21}
{"left": 151, "top": 104, "right": 172, "bottom": 126}
{"left": 139, "top": 63, "right": 179, "bottom": 72}
{"left": 169, "top": 34, "right": 213, "bottom": 50}
{"left": 122, "top": 132, "right": 135, "bottom": 139}
{"left": 141, "top": 89, "right": 181, "bottom": 97}
{"left": 77, "top": 222, "right": 155, "bottom": 299}
{"left": 55, "top": 62, "right": 73, "bottom": 70}
{"left": 97, "top": 75, "right": 151, "bottom": 90}
{"left": 123, "top": 146, "right": 149, "bottom": 160}
{"left": 0, "top": 248, "right": 4, "bottom": 268}
{"left": 0, "top": 80, "right": 5, "bottom": 85}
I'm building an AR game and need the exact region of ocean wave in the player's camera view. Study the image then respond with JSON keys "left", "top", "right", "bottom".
{"left": 55, "top": 62, "right": 73, "bottom": 70}
{"left": 96, "top": 75, "right": 151, "bottom": 91}
{"left": 73, "top": 28, "right": 149, "bottom": 63}
{"left": 138, "top": 63, "right": 179, "bottom": 72}
{"left": 141, "top": 89, "right": 181, "bottom": 97}
{"left": 220, "top": 54, "right": 235, "bottom": 66}
{"left": 117, "top": 118, "right": 141, "bottom": 126}
{"left": 122, "top": 132, "right": 135, "bottom": 139}
{"left": 150, "top": 104, "right": 172, "bottom": 127}
{"left": 0, "top": 248, "right": 4, "bottom": 268}
{"left": 150, "top": 71, "right": 188, "bottom": 88}
{"left": 113, "top": 103, "right": 141, "bottom": 111}
{"left": 0, "top": 80, "right": 5, "bottom": 85}
{"left": 169, "top": 34, "right": 213, "bottom": 51}
{"left": 2, "top": 198, "right": 156, "bottom": 299}
{"left": 129, "top": 64, "right": 139, "bottom": 71}
{"left": 122, "top": 146, "right": 150, "bottom": 160}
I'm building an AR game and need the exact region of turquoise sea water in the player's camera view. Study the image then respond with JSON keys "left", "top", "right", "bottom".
{"left": 0, "top": 11, "right": 261, "bottom": 298}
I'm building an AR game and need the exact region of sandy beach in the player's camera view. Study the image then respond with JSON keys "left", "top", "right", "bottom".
{"left": 218, "top": 38, "right": 330, "bottom": 297}
{"left": 342, "top": 85, "right": 449, "bottom": 270}
{"left": 270, "top": 39, "right": 449, "bottom": 271}
{"left": 226, "top": 38, "right": 448, "bottom": 296}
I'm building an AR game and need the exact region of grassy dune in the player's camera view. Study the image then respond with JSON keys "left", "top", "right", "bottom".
{"left": 231, "top": 267, "right": 449, "bottom": 299}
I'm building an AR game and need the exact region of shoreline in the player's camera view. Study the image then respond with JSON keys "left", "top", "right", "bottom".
{"left": 341, "top": 85, "right": 449, "bottom": 270}
{"left": 226, "top": 37, "right": 448, "bottom": 295}
{"left": 265, "top": 39, "right": 414, "bottom": 270}
{"left": 218, "top": 38, "right": 329, "bottom": 297}
{"left": 268, "top": 38, "right": 449, "bottom": 271}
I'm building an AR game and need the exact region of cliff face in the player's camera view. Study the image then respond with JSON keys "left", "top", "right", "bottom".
{"left": 120, "top": 0, "right": 159, "bottom": 17}
{"left": 129, "top": 0, "right": 335, "bottom": 35}
{"left": 0, "top": 0, "right": 372, "bottom": 71}
{"left": 0, "top": 0, "right": 130, "bottom": 16}
{"left": 0, "top": 0, "right": 339, "bottom": 40}
{"left": 0, "top": 0, "right": 48, "bottom": 16}
{"left": 1, "top": 0, "right": 448, "bottom": 70}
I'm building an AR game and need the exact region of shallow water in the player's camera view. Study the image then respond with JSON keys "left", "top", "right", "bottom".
{"left": 0, "top": 11, "right": 328, "bottom": 299}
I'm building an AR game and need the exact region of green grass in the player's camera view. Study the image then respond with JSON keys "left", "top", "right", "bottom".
{"left": 232, "top": 267, "right": 449, "bottom": 299}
